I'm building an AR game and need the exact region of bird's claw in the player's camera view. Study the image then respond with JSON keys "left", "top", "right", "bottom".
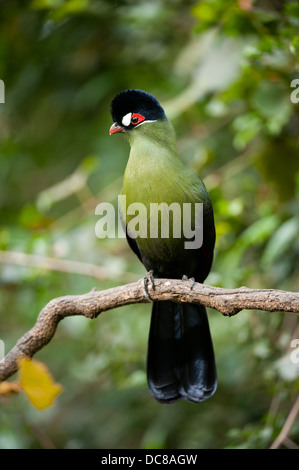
{"left": 182, "top": 275, "right": 195, "bottom": 290}
{"left": 142, "top": 270, "right": 155, "bottom": 302}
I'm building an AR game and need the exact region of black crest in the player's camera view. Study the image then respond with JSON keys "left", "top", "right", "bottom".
{"left": 110, "top": 89, "right": 166, "bottom": 126}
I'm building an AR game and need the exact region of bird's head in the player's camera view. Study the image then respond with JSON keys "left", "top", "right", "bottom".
{"left": 109, "top": 89, "right": 167, "bottom": 135}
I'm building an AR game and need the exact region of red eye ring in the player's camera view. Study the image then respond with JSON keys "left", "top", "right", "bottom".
{"left": 131, "top": 113, "right": 145, "bottom": 126}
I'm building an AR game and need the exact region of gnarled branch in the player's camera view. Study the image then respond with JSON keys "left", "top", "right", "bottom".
{"left": 1, "top": 278, "right": 299, "bottom": 382}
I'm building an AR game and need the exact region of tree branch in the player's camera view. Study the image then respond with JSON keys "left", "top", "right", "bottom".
{"left": 1, "top": 278, "right": 299, "bottom": 382}
{"left": 270, "top": 397, "right": 299, "bottom": 449}
{"left": 0, "top": 250, "right": 136, "bottom": 283}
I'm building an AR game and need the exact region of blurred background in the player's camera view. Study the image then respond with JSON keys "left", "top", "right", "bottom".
{"left": 0, "top": 0, "right": 299, "bottom": 449}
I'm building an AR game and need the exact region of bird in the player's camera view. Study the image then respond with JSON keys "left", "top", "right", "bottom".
{"left": 109, "top": 89, "right": 217, "bottom": 403}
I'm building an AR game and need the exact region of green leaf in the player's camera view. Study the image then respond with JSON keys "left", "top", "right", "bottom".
{"left": 262, "top": 217, "right": 299, "bottom": 265}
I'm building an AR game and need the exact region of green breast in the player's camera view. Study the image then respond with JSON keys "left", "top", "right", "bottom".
{"left": 120, "top": 130, "right": 212, "bottom": 275}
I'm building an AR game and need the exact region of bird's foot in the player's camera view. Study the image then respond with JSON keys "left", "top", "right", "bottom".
{"left": 142, "top": 270, "right": 155, "bottom": 302}
{"left": 182, "top": 275, "right": 195, "bottom": 290}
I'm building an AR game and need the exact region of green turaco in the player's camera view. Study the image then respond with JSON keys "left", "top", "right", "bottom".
{"left": 109, "top": 89, "right": 217, "bottom": 403}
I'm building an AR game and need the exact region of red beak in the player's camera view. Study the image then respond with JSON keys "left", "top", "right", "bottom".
{"left": 109, "top": 122, "right": 124, "bottom": 134}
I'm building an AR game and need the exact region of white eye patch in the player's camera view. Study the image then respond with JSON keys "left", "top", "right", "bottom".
{"left": 122, "top": 112, "right": 132, "bottom": 126}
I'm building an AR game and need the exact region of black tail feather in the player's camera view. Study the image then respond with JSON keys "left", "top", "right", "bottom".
{"left": 147, "top": 301, "right": 217, "bottom": 403}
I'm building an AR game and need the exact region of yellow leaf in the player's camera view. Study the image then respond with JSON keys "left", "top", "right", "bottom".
{"left": 18, "top": 358, "right": 63, "bottom": 410}
{"left": 0, "top": 381, "right": 20, "bottom": 396}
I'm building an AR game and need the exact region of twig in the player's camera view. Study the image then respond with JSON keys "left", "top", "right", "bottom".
{"left": 0, "top": 278, "right": 299, "bottom": 382}
{"left": 0, "top": 250, "right": 136, "bottom": 282}
{"left": 270, "top": 397, "right": 299, "bottom": 449}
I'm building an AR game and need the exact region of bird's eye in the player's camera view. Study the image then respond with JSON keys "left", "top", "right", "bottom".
{"left": 130, "top": 113, "right": 145, "bottom": 126}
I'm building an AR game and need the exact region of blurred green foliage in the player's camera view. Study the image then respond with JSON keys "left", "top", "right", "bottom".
{"left": 0, "top": 0, "right": 299, "bottom": 449}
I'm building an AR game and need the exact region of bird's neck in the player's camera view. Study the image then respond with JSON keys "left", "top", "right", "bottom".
{"left": 126, "top": 120, "right": 178, "bottom": 161}
{"left": 122, "top": 120, "right": 185, "bottom": 207}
